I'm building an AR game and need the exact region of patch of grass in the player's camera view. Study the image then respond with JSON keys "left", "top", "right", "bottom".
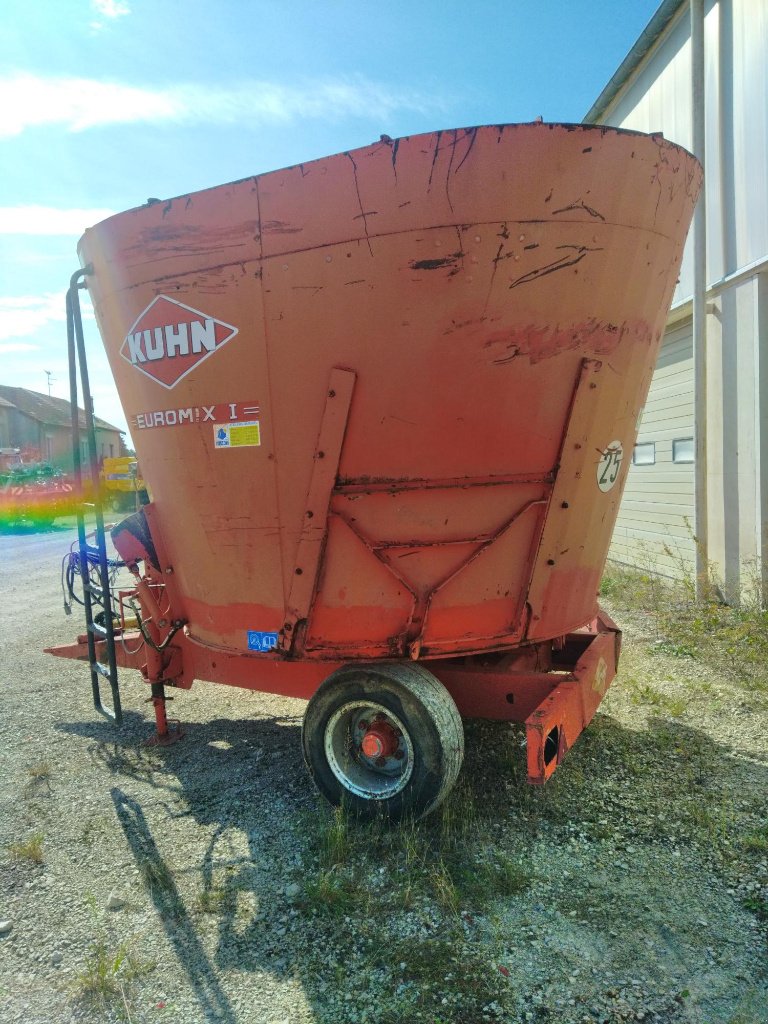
{"left": 302, "top": 775, "right": 533, "bottom": 928}
{"left": 27, "top": 760, "right": 51, "bottom": 781}
{"left": 138, "top": 856, "right": 174, "bottom": 895}
{"left": 383, "top": 934, "right": 506, "bottom": 1021}
{"left": 71, "top": 938, "right": 155, "bottom": 1017}
{"left": 8, "top": 831, "right": 44, "bottom": 864}
{"left": 602, "top": 556, "right": 768, "bottom": 694}
{"left": 740, "top": 826, "right": 768, "bottom": 855}
{"left": 652, "top": 638, "right": 696, "bottom": 659}
{"left": 302, "top": 870, "right": 362, "bottom": 916}
{"left": 685, "top": 800, "right": 735, "bottom": 845}
{"left": 80, "top": 816, "right": 108, "bottom": 848}
{"left": 312, "top": 804, "right": 355, "bottom": 870}
{"left": 742, "top": 895, "right": 768, "bottom": 922}
{"left": 394, "top": 934, "right": 457, "bottom": 986}
{"left": 23, "top": 761, "right": 52, "bottom": 798}
{"left": 197, "top": 881, "right": 238, "bottom": 915}
{"left": 625, "top": 679, "right": 687, "bottom": 717}
{"left": 429, "top": 859, "right": 461, "bottom": 916}
{"left": 451, "top": 852, "right": 533, "bottom": 905}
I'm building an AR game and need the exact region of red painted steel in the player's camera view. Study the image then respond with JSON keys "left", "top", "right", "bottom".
{"left": 45, "top": 606, "right": 622, "bottom": 783}
{"left": 77, "top": 123, "right": 700, "bottom": 665}
{"left": 48, "top": 123, "right": 700, "bottom": 775}
{"left": 525, "top": 611, "right": 621, "bottom": 783}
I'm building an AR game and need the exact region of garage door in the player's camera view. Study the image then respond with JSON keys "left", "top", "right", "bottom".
{"left": 609, "top": 319, "right": 695, "bottom": 577}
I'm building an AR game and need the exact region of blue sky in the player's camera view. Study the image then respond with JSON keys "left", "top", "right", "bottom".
{"left": 0, "top": 0, "right": 660, "bottom": 439}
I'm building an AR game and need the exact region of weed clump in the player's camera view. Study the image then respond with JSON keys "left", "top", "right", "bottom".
{"left": 72, "top": 938, "right": 154, "bottom": 1016}
{"left": 138, "top": 856, "right": 174, "bottom": 895}
{"left": 8, "top": 831, "right": 44, "bottom": 864}
{"left": 601, "top": 557, "right": 768, "bottom": 695}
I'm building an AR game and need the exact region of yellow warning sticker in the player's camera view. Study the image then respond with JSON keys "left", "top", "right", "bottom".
{"left": 214, "top": 421, "right": 261, "bottom": 449}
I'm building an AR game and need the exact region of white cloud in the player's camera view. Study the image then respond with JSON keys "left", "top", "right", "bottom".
{"left": 90, "top": 0, "right": 131, "bottom": 31}
{"left": 0, "top": 342, "right": 38, "bottom": 353}
{"left": 0, "top": 207, "right": 115, "bottom": 236}
{"left": 0, "top": 292, "right": 94, "bottom": 341}
{"left": 92, "top": 0, "right": 131, "bottom": 16}
{"left": 0, "top": 73, "right": 443, "bottom": 138}
{"left": 0, "top": 293, "right": 66, "bottom": 341}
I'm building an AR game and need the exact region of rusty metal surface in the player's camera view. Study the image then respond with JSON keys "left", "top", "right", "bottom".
{"left": 45, "top": 606, "right": 620, "bottom": 744}
{"left": 525, "top": 611, "right": 621, "bottom": 783}
{"left": 280, "top": 367, "right": 356, "bottom": 653}
{"left": 78, "top": 123, "right": 701, "bottom": 661}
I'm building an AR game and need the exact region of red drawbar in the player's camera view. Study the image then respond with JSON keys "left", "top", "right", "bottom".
{"left": 524, "top": 613, "right": 620, "bottom": 783}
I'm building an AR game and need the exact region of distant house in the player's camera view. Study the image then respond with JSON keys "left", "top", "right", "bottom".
{"left": 0, "top": 386, "right": 124, "bottom": 473}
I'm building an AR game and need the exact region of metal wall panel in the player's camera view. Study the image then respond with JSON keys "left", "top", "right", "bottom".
{"left": 601, "top": 0, "right": 768, "bottom": 300}
{"left": 610, "top": 321, "right": 696, "bottom": 576}
{"left": 600, "top": 0, "right": 768, "bottom": 592}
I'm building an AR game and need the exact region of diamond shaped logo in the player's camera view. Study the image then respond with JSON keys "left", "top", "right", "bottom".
{"left": 119, "top": 295, "right": 238, "bottom": 389}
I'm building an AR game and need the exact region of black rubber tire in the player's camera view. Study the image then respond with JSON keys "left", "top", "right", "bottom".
{"left": 302, "top": 662, "right": 464, "bottom": 821}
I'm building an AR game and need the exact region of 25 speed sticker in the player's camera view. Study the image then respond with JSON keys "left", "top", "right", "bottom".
{"left": 596, "top": 440, "right": 624, "bottom": 492}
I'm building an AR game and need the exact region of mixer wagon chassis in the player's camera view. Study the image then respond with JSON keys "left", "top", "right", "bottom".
{"left": 49, "top": 261, "right": 625, "bottom": 816}
{"left": 48, "top": 508, "right": 621, "bottom": 790}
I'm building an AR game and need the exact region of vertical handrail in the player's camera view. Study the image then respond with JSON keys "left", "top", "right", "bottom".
{"left": 66, "top": 266, "right": 122, "bottom": 724}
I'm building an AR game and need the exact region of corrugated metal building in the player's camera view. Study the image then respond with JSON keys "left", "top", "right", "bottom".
{"left": 586, "top": 0, "right": 768, "bottom": 599}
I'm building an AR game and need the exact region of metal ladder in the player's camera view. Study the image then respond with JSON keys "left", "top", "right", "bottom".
{"left": 65, "top": 267, "right": 122, "bottom": 724}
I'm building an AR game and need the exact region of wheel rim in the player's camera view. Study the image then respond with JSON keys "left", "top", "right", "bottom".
{"left": 324, "top": 701, "right": 414, "bottom": 800}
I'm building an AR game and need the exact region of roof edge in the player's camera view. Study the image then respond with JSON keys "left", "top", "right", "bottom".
{"left": 583, "top": 0, "right": 686, "bottom": 123}
{"left": 0, "top": 385, "right": 124, "bottom": 434}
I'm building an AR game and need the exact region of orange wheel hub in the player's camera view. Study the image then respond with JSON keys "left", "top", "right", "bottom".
{"left": 360, "top": 721, "right": 399, "bottom": 759}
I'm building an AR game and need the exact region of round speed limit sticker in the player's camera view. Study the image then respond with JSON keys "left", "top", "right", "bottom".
{"left": 597, "top": 440, "right": 624, "bottom": 492}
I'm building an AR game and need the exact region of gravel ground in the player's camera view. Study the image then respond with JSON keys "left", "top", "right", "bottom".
{"left": 0, "top": 519, "right": 766, "bottom": 1024}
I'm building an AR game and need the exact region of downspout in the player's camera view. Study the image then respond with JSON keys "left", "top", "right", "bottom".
{"left": 691, "top": 0, "right": 708, "bottom": 597}
{"left": 759, "top": 271, "right": 768, "bottom": 608}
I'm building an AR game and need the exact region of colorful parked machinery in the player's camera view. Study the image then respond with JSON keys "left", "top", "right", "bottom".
{"left": 48, "top": 123, "right": 701, "bottom": 818}
{"left": 100, "top": 455, "right": 149, "bottom": 512}
{"left": 1, "top": 459, "right": 75, "bottom": 527}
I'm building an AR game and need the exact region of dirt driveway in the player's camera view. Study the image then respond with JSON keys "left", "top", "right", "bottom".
{"left": 1, "top": 520, "right": 766, "bottom": 1024}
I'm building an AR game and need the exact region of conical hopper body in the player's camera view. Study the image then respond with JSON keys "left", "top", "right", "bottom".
{"left": 79, "top": 123, "right": 701, "bottom": 661}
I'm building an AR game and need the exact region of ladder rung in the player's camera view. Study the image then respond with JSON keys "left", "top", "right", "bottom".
{"left": 70, "top": 270, "right": 122, "bottom": 726}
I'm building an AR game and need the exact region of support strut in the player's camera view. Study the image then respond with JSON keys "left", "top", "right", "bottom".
{"left": 144, "top": 682, "right": 185, "bottom": 747}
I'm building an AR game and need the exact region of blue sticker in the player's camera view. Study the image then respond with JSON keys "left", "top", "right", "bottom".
{"left": 247, "top": 630, "right": 279, "bottom": 652}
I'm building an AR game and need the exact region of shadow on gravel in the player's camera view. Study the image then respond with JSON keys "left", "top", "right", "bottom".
{"left": 58, "top": 710, "right": 316, "bottom": 1009}
{"left": 111, "top": 787, "right": 238, "bottom": 1024}
{"left": 56, "top": 702, "right": 768, "bottom": 1024}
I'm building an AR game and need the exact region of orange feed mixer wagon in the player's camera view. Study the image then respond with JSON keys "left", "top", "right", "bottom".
{"left": 50, "top": 123, "right": 701, "bottom": 819}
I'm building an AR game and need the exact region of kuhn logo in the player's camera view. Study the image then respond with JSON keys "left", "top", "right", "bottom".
{"left": 119, "top": 296, "right": 238, "bottom": 389}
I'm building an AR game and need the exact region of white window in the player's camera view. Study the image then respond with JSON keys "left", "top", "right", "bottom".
{"left": 632, "top": 442, "right": 656, "bottom": 466}
{"left": 673, "top": 438, "right": 694, "bottom": 463}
